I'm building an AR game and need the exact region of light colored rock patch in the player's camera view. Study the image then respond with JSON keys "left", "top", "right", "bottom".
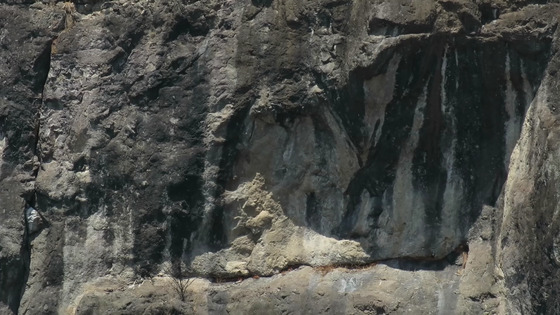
{"left": 372, "top": 0, "right": 436, "bottom": 26}
{"left": 60, "top": 211, "right": 136, "bottom": 314}
{"left": 379, "top": 85, "right": 428, "bottom": 256}
{"left": 35, "top": 160, "right": 90, "bottom": 203}
{"left": 233, "top": 111, "right": 359, "bottom": 234}
{"left": 455, "top": 205, "right": 506, "bottom": 314}
{"left": 439, "top": 46, "right": 464, "bottom": 257}
{"left": 192, "top": 174, "right": 369, "bottom": 277}
{"left": 204, "top": 104, "right": 235, "bottom": 145}
{"left": 25, "top": 206, "right": 43, "bottom": 234}
{"left": 363, "top": 53, "right": 401, "bottom": 158}
{"left": 68, "top": 262, "right": 467, "bottom": 315}
{"left": 504, "top": 51, "right": 523, "bottom": 170}
{"left": 0, "top": 132, "right": 5, "bottom": 170}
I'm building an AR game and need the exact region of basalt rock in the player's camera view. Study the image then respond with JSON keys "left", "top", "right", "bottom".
{"left": 1, "top": 0, "right": 560, "bottom": 314}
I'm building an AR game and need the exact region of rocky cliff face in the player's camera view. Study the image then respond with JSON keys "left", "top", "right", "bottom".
{"left": 1, "top": 0, "right": 560, "bottom": 314}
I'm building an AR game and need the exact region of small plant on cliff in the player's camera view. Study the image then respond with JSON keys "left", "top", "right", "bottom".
{"left": 165, "top": 262, "right": 194, "bottom": 302}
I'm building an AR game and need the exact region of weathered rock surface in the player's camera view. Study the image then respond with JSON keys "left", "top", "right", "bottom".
{"left": 1, "top": 0, "right": 560, "bottom": 314}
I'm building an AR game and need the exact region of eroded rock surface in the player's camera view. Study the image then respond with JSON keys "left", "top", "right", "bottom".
{"left": 1, "top": 0, "right": 560, "bottom": 314}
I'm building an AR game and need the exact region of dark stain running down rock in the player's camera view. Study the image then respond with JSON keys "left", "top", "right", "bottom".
{"left": 337, "top": 35, "right": 550, "bottom": 258}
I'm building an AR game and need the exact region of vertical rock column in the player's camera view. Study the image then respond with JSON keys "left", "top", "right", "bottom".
{"left": 0, "top": 3, "right": 61, "bottom": 314}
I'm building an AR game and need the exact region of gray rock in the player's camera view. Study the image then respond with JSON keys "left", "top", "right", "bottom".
{"left": 0, "top": 0, "right": 560, "bottom": 314}
{"left": 25, "top": 207, "right": 43, "bottom": 234}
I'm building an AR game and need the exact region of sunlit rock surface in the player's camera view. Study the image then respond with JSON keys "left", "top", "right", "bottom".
{"left": 1, "top": 0, "right": 560, "bottom": 314}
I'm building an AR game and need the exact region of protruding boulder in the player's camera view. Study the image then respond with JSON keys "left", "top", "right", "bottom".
{"left": 25, "top": 206, "right": 43, "bottom": 234}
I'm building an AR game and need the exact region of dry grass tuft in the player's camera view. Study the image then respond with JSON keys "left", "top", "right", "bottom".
{"left": 164, "top": 263, "right": 194, "bottom": 302}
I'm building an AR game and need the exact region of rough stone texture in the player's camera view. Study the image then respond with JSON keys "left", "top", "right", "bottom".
{"left": 1, "top": 0, "right": 560, "bottom": 314}
{"left": 0, "top": 3, "right": 61, "bottom": 314}
{"left": 67, "top": 263, "right": 468, "bottom": 315}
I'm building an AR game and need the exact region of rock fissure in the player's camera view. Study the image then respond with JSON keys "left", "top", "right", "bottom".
{"left": 201, "top": 241, "right": 469, "bottom": 283}
{"left": 33, "top": 38, "right": 54, "bottom": 168}
{"left": 12, "top": 34, "right": 56, "bottom": 315}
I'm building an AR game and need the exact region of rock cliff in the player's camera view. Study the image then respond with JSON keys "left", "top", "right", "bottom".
{"left": 1, "top": 0, "right": 560, "bottom": 314}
